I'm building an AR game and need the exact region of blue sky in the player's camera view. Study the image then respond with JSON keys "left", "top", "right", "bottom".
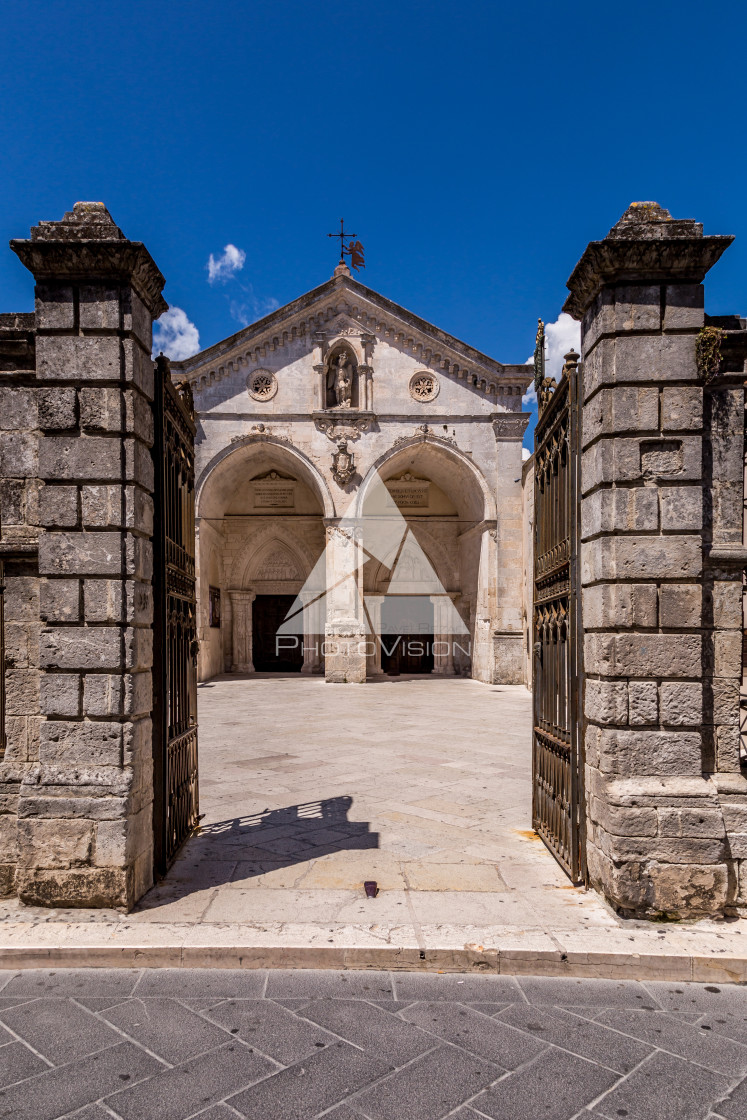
{"left": 2, "top": 0, "right": 745, "bottom": 447}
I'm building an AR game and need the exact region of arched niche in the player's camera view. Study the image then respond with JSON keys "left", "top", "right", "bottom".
{"left": 196, "top": 437, "right": 335, "bottom": 520}
{"left": 325, "top": 341, "right": 359, "bottom": 409}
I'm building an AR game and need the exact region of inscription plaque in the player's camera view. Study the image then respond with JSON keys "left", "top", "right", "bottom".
{"left": 252, "top": 472, "right": 296, "bottom": 508}
{"left": 386, "top": 476, "right": 429, "bottom": 508}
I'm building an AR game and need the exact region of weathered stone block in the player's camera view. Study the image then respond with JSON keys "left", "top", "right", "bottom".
{"left": 125, "top": 536, "right": 152, "bottom": 581}
{"left": 38, "top": 435, "right": 120, "bottom": 482}
{"left": 613, "top": 285, "right": 661, "bottom": 332}
{"left": 598, "top": 728, "right": 702, "bottom": 776}
{"left": 39, "top": 531, "right": 122, "bottom": 576}
{"left": 659, "top": 485, "right": 702, "bottom": 531}
{"left": 591, "top": 798, "right": 657, "bottom": 836}
{"left": 615, "top": 333, "right": 698, "bottom": 384}
{"left": 4, "top": 577, "right": 39, "bottom": 622}
{"left": 124, "top": 438, "right": 154, "bottom": 489}
{"left": 711, "top": 581, "right": 742, "bottom": 630}
{"left": 663, "top": 283, "right": 704, "bottom": 330}
{"left": 0, "top": 387, "right": 37, "bottom": 430}
{"left": 81, "top": 485, "right": 123, "bottom": 528}
{"left": 124, "top": 671, "right": 152, "bottom": 718}
{"left": 126, "top": 581, "right": 153, "bottom": 626}
{"left": 36, "top": 335, "right": 121, "bottom": 382}
{"left": 581, "top": 487, "right": 658, "bottom": 537}
{"left": 40, "top": 579, "right": 80, "bottom": 623}
{"left": 37, "top": 387, "right": 76, "bottom": 430}
{"left": 4, "top": 623, "right": 29, "bottom": 667}
{"left": 628, "top": 681, "right": 658, "bottom": 726}
{"left": 659, "top": 584, "right": 701, "bottom": 629}
{"left": 122, "top": 338, "right": 155, "bottom": 400}
{"left": 79, "top": 387, "right": 123, "bottom": 433}
{"left": 0, "top": 478, "right": 26, "bottom": 525}
{"left": 711, "top": 679, "right": 740, "bottom": 727}
{"left": 40, "top": 627, "right": 122, "bottom": 671}
{"left": 660, "top": 682, "right": 703, "bottom": 727}
{"left": 5, "top": 669, "right": 40, "bottom": 715}
{"left": 582, "top": 435, "right": 700, "bottom": 492}
{"left": 582, "top": 534, "right": 701, "bottom": 583}
{"left": 39, "top": 484, "right": 78, "bottom": 528}
{"left": 83, "top": 580, "right": 123, "bottom": 623}
{"left": 78, "top": 285, "right": 120, "bottom": 330}
{"left": 713, "top": 631, "right": 741, "bottom": 677}
{"left": 586, "top": 632, "right": 701, "bottom": 679}
{"left": 125, "top": 627, "right": 152, "bottom": 671}
{"left": 17, "top": 866, "right": 130, "bottom": 909}
{"left": 34, "top": 283, "right": 74, "bottom": 328}
{"left": 17, "top": 819, "right": 94, "bottom": 870}
{"left": 585, "top": 679, "right": 628, "bottom": 725}
{"left": 126, "top": 487, "right": 154, "bottom": 535}
{"left": 716, "top": 727, "right": 742, "bottom": 773}
{"left": 583, "top": 386, "right": 659, "bottom": 447}
{"left": 0, "top": 432, "right": 37, "bottom": 477}
{"left": 83, "top": 675, "right": 123, "bottom": 717}
{"left": 712, "top": 482, "right": 743, "bottom": 544}
{"left": 657, "top": 807, "right": 725, "bottom": 839}
{"left": 600, "top": 831, "right": 726, "bottom": 864}
{"left": 40, "top": 674, "right": 81, "bottom": 718}
{"left": 661, "top": 385, "right": 702, "bottom": 431}
{"left": 39, "top": 721, "right": 123, "bottom": 767}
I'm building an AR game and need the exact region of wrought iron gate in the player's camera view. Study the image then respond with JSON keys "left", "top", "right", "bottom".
{"left": 152, "top": 355, "right": 199, "bottom": 874}
{"left": 531, "top": 323, "right": 586, "bottom": 883}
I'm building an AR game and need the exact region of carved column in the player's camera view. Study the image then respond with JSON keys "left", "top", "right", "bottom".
{"left": 365, "top": 594, "right": 385, "bottom": 676}
{"left": 300, "top": 591, "right": 323, "bottom": 675}
{"left": 323, "top": 520, "right": 366, "bottom": 683}
{"left": 431, "top": 594, "right": 456, "bottom": 675}
{"left": 229, "top": 590, "right": 256, "bottom": 672}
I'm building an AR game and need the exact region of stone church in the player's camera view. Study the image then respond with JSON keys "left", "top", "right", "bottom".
{"left": 171, "top": 259, "right": 531, "bottom": 686}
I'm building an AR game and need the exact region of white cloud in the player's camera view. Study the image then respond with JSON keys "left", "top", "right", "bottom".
{"left": 229, "top": 292, "right": 280, "bottom": 328}
{"left": 522, "top": 312, "right": 581, "bottom": 406}
{"left": 207, "top": 243, "right": 246, "bottom": 284}
{"left": 522, "top": 446, "right": 531, "bottom": 461}
{"left": 152, "top": 307, "right": 200, "bottom": 361}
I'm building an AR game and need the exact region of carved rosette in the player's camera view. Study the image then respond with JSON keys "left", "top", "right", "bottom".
{"left": 409, "top": 371, "right": 439, "bottom": 402}
{"left": 247, "top": 368, "right": 277, "bottom": 401}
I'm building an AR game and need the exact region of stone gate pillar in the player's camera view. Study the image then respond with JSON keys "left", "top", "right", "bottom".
{"left": 229, "top": 590, "right": 255, "bottom": 672}
{"left": 565, "top": 201, "right": 747, "bottom": 917}
{"left": 11, "top": 202, "right": 166, "bottom": 909}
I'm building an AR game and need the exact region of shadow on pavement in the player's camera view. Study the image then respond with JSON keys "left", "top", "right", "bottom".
{"left": 135, "top": 796, "right": 379, "bottom": 910}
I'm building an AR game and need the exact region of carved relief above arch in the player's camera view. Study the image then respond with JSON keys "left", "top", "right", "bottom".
{"left": 229, "top": 523, "right": 321, "bottom": 591}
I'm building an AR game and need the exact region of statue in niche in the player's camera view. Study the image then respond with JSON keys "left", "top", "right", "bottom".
{"left": 326, "top": 349, "right": 356, "bottom": 409}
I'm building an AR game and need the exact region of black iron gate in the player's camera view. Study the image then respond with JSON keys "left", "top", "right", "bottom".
{"left": 531, "top": 323, "right": 586, "bottom": 883}
{"left": 152, "top": 355, "right": 199, "bottom": 875}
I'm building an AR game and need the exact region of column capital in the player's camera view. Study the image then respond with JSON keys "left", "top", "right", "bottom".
{"left": 491, "top": 413, "right": 531, "bottom": 441}
{"left": 228, "top": 588, "right": 256, "bottom": 603}
{"left": 564, "top": 201, "right": 733, "bottom": 321}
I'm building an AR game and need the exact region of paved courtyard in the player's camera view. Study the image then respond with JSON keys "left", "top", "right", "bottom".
{"left": 0, "top": 968, "right": 744, "bottom": 1119}
{"left": 135, "top": 674, "right": 614, "bottom": 935}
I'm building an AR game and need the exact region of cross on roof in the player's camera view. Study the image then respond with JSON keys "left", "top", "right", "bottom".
{"left": 327, "top": 219, "right": 365, "bottom": 271}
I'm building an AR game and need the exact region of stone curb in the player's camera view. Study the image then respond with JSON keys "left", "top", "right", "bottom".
{"left": 1, "top": 925, "right": 745, "bottom": 982}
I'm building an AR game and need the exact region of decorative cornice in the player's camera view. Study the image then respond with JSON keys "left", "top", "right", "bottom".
{"left": 173, "top": 276, "right": 531, "bottom": 405}
{"left": 563, "top": 203, "right": 733, "bottom": 321}
{"left": 491, "top": 413, "right": 531, "bottom": 441}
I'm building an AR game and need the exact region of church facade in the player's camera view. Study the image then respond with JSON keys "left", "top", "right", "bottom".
{"left": 171, "top": 262, "right": 531, "bottom": 686}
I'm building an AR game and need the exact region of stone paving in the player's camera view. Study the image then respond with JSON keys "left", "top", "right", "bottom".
{"left": 0, "top": 968, "right": 744, "bottom": 1119}
{"left": 134, "top": 674, "right": 615, "bottom": 934}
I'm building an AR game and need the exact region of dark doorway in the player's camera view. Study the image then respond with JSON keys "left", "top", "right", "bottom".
{"left": 253, "top": 594, "right": 303, "bottom": 672}
{"left": 380, "top": 596, "right": 434, "bottom": 675}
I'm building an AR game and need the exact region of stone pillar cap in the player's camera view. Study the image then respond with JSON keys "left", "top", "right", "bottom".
{"left": 563, "top": 201, "right": 733, "bottom": 320}
{"left": 10, "top": 201, "right": 167, "bottom": 317}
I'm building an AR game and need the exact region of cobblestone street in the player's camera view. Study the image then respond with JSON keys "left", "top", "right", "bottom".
{"left": 0, "top": 969, "right": 744, "bottom": 1119}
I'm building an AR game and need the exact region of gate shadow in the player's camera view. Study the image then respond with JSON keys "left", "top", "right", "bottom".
{"left": 135, "top": 795, "right": 379, "bottom": 909}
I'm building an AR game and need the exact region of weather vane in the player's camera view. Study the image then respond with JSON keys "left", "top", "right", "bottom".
{"left": 327, "top": 218, "right": 365, "bottom": 271}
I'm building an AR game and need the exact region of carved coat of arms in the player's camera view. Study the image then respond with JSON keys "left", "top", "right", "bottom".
{"left": 331, "top": 439, "right": 355, "bottom": 485}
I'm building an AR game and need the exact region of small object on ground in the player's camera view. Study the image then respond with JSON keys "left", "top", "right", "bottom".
{"left": 364, "top": 880, "right": 379, "bottom": 898}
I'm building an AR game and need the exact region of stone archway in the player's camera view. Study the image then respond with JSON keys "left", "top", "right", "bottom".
{"left": 194, "top": 439, "right": 330, "bottom": 681}
{"left": 356, "top": 437, "right": 496, "bottom": 682}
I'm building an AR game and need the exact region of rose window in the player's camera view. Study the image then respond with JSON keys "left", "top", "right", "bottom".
{"left": 409, "top": 372, "right": 439, "bottom": 402}
{"left": 247, "top": 369, "right": 277, "bottom": 401}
